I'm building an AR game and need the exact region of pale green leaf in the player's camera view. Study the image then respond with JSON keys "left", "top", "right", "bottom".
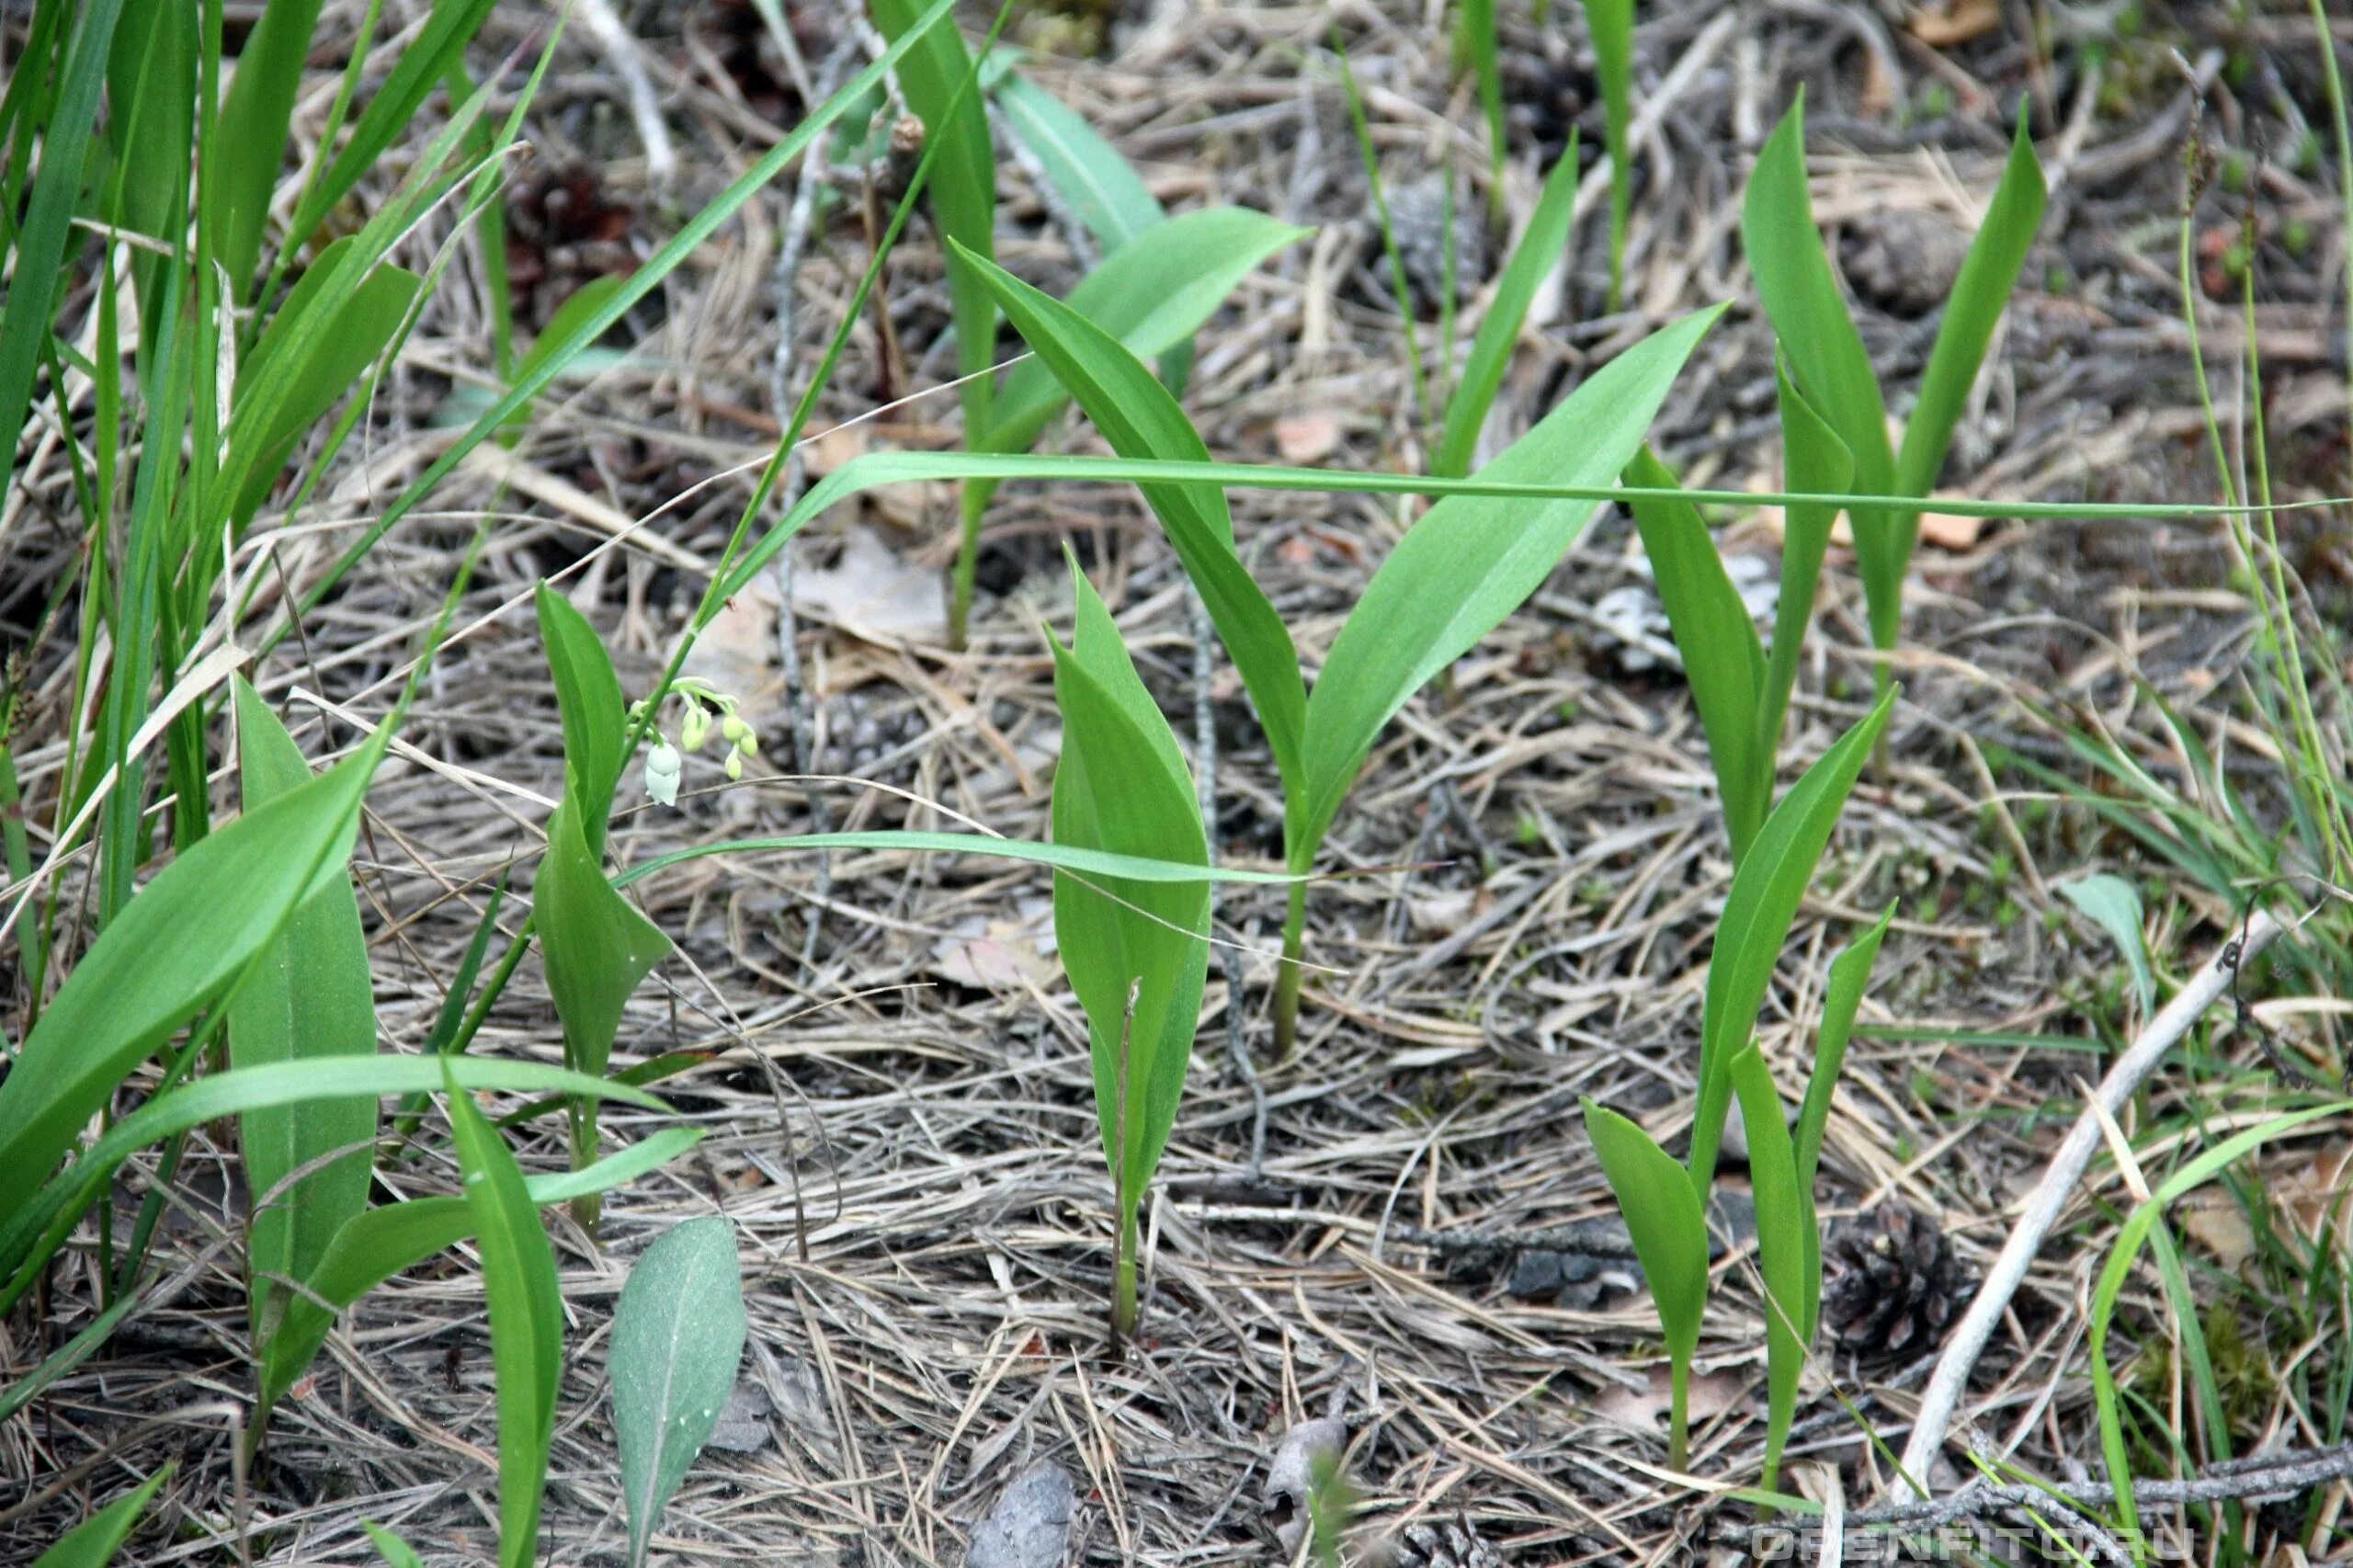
{"left": 1435, "top": 134, "right": 1579, "bottom": 480}
{"left": 1729, "top": 1045, "right": 1807, "bottom": 1495}
{"left": 30, "top": 1466, "right": 170, "bottom": 1568}
{"left": 229, "top": 679, "right": 377, "bottom": 1342}
{"left": 2058, "top": 872, "right": 2155, "bottom": 1017}
{"left": 613, "top": 1217, "right": 748, "bottom": 1568}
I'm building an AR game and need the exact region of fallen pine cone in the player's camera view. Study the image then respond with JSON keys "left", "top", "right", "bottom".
{"left": 1822, "top": 1200, "right": 1976, "bottom": 1362}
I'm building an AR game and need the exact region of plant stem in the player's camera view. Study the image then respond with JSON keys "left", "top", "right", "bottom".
{"left": 949, "top": 482, "right": 984, "bottom": 651}
{"left": 1110, "top": 1195, "right": 1139, "bottom": 1348}
{"left": 567, "top": 1096, "right": 602, "bottom": 1234}
{"left": 1667, "top": 1359, "right": 1688, "bottom": 1474}
{"left": 1270, "top": 877, "right": 1309, "bottom": 1056}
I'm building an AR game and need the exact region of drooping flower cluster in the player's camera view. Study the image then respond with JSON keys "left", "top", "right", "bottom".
{"left": 629, "top": 677, "right": 759, "bottom": 807}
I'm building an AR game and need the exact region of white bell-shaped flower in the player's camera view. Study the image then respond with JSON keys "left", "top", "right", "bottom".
{"left": 644, "top": 739, "right": 683, "bottom": 806}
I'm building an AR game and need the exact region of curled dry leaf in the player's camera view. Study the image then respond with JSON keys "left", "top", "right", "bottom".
{"left": 1263, "top": 1416, "right": 1346, "bottom": 1556}
{"left": 964, "top": 1460, "right": 1074, "bottom": 1568}
{"left": 1593, "top": 1363, "right": 1744, "bottom": 1438}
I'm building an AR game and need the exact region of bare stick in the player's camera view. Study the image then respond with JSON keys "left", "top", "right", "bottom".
{"left": 574, "top": 0, "right": 676, "bottom": 196}
{"left": 1896, "top": 908, "right": 2287, "bottom": 1494}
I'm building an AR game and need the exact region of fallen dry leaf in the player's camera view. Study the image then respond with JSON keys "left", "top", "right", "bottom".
{"left": 1274, "top": 412, "right": 1342, "bottom": 464}
{"left": 926, "top": 900, "right": 1056, "bottom": 991}
{"left": 790, "top": 525, "right": 948, "bottom": 646}
{"left": 683, "top": 581, "right": 779, "bottom": 694}
{"left": 1594, "top": 1364, "right": 1744, "bottom": 1437}
{"left": 2181, "top": 1198, "right": 2256, "bottom": 1273}
{"left": 1909, "top": 0, "right": 2002, "bottom": 48}
{"left": 1916, "top": 500, "right": 1991, "bottom": 551}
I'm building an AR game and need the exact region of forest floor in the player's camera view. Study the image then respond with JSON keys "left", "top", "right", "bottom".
{"left": 7, "top": 0, "right": 2353, "bottom": 1562}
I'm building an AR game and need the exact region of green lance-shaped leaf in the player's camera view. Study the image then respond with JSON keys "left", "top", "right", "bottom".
{"left": 255, "top": 1130, "right": 699, "bottom": 1426}
{"left": 1793, "top": 906, "right": 1891, "bottom": 1345}
{"left": 1729, "top": 1045, "right": 1809, "bottom": 1496}
{"left": 228, "top": 679, "right": 378, "bottom": 1342}
{"left": 30, "top": 1466, "right": 172, "bottom": 1568}
{"left": 1299, "top": 304, "right": 1725, "bottom": 862}
{"left": 228, "top": 235, "right": 424, "bottom": 528}
{"left": 612, "top": 1217, "right": 749, "bottom": 1568}
{"left": 980, "top": 210, "right": 1308, "bottom": 466}
{"left": 1581, "top": 1100, "right": 1709, "bottom": 1471}
{"left": 534, "top": 584, "right": 628, "bottom": 846}
{"left": 2058, "top": 872, "right": 2155, "bottom": 1018}
{"left": 1625, "top": 445, "right": 1765, "bottom": 856}
{"left": 361, "top": 1524, "right": 425, "bottom": 1568}
{"left": 1578, "top": 0, "right": 1635, "bottom": 310}
{"left": 1890, "top": 109, "right": 2046, "bottom": 564}
{"left": 447, "top": 1064, "right": 565, "bottom": 1568}
{"left": 1435, "top": 133, "right": 1580, "bottom": 481}
{"left": 962, "top": 244, "right": 1308, "bottom": 788}
{"left": 532, "top": 585, "right": 669, "bottom": 1182}
{"left": 1048, "top": 561, "right": 1211, "bottom": 1332}
{"left": 0, "top": 726, "right": 389, "bottom": 1231}
{"left": 288, "top": 0, "right": 502, "bottom": 249}
{"left": 1687, "top": 687, "right": 1893, "bottom": 1196}
{"left": 1753, "top": 358, "right": 1853, "bottom": 817}
{"left": 995, "top": 69, "right": 1164, "bottom": 254}
{"left": 217, "top": 0, "right": 328, "bottom": 289}
{"left": 1744, "top": 93, "right": 1893, "bottom": 640}
{"left": 0, "top": 1056, "right": 658, "bottom": 1344}
{"left": 870, "top": 0, "right": 996, "bottom": 436}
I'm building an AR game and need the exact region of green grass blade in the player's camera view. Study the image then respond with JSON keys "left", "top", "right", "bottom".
{"left": 870, "top": 0, "right": 997, "bottom": 435}
{"left": 1299, "top": 304, "right": 1724, "bottom": 859}
{"left": 1744, "top": 93, "right": 1893, "bottom": 642}
{"left": 0, "top": 727, "right": 390, "bottom": 1224}
{"left": 1579, "top": 0, "right": 1634, "bottom": 311}
{"left": 1624, "top": 444, "right": 1766, "bottom": 858}
{"left": 361, "top": 1525, "right": 424, "bottom": 1568}
{"left": 2089, "top": 1104, "right": 2348, "bottom": 1540}
{"left": 0, "top": 1292, "right": 142, "bottom": 1426}
{"left": 617, "top": 830, "right": 1304, "bottom": 890}
{"left": 256, "top": 1131, "right": 699, "bottom": 1422}
{"left": 0, "top": 0, "right": 130, "bottom": 500}
{"left": 280, "top": 0, "right": 961, "bottom": 642}
{"left": 1730, "top": 1044, "right": 1808, "bottom": 1496}
{"left": 0, "top": 1055, "right": 662, "bottom": 1313}
{"left": 1753, "top": 360, "right": 1851, "bottom": 816}
{"left": 1048, "top": 562, "right": 1211, "bottom": 1332}
{"left": 2056, "top": 873, "right": 2155, "bottom": 1019}
{"left": 613, "top": 1217, "right": 748, "bottom": 1568}
{"left": 1456, "top": 0, "right": 1506, "bottom": 201}
{"left": 958, "top": 240, "right": 1307, "bottom": 786}
{"left": 228, "top": 680, "right": 377, "bottom": 1342}
{"left": 1581, "top": 1099, "right": 1708, "bottom": 1470}
{"left": 1688, "top": 687, "right": 1893, "bottom": 1195}
{"left": 1435, "top": 134, "right": 1579, "bottom": 480}
{"left": 982, "top": 209, "right": 1307, "bottom": 462}
{"left": 995, "top": 69, "right": 1162, "bottom": 251}
{"left": 290, "top": 0, "right": 500, "bottom": 244}
{"left": 29, "top": 1466, "right": 171, "bottom": 1568}
{"left": 1890, "top": 110, "right": 2046, "bottom": 525}
{"left": 446, "top": 1064, "right": 565, "bottom": 1568}
{"left": 218, "top": 0, "right": 327, "bottom": 288}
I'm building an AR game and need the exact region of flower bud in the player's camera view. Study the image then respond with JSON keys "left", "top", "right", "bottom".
{"left": 723, "top": 749, "right": 744, "bottom": 781}
{"left": 644, "top": 740, "right": 682, "bottom": 806}
{"left": 679, "top": 701, "right": 711, "bottom": 752}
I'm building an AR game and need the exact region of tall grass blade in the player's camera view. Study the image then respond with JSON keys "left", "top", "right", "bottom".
{"left": 1579, "top": 0, "right": 1634, "bottom": 310}
{"left": 0, "top": 0, "right": 130, "bottom": 498}
{"left": 447, "top": 1065, "right": 565, "bottom": 1568}
{"left": 218, "top": 0, "right": 327, "bottom": 288}
{"left": 613, "top": 1217, "right": 748, "bottom": 1568}
{"left": 870, "top": 0, "right": 997, "bottom": 436}
{"left": 1687, "top": 687, "right": 1893, "bottom": 1194}
{"left": 617, "top": 831, "right": 1304, "bottom": 891}
{"left": 1456, "top": 0, "right": 1506, "bottom": 200}
{"left": 1581, "top": 1101, "right": 1708, "bottom": 1471}
{"left": 1434, "top": 136, "right": 1579, "bottom": 480}
{"left": 228, "top": 680, "right": 376, "bottom": 1340}
{"left": 1049, "top": 562, "right": 1211, "bottom": 1335}
{"left": 29, "top": 1466, "right": 171, "bottom": 1568}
